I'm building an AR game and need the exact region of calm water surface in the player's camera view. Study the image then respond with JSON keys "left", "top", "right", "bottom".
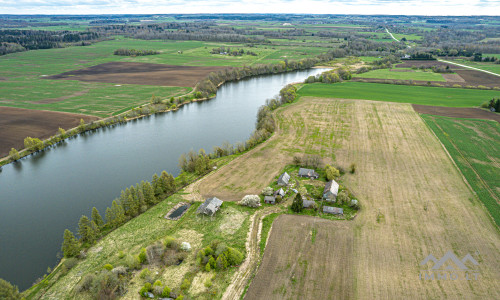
{"left": 0, "top": 68, "right": 326, "bottom": 289}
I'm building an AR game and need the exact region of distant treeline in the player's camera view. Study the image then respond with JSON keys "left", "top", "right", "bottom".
{"left": 113, "top": 48, "right": 159, "bottom": 56}
{"left": 210, "top": 46, "right": 257, "bottom": 56}
{"left": 0, "top": 29, "right": 100, "bottom": 55}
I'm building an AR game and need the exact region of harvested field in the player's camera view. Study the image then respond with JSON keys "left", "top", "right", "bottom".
{"left": 228, "top": 98, "right": 500, "bottom": 299}
{"left": 245, "top": 215, "right": 354, "bottom": 300}
{"left": 454, "top": 69, "right": 500, "bottom": 87}
{"left": 413, "top": 104, "right": 500, "bottom": 122}
{"left": 442, "top": 73, "right": 465, "bottom": 82}
{"left": 0, "top": 107, "right": 98, "bottom": 157}
{"left": 396, "top": 60, "right": 455, "bottom": 69}
{"left": 47, "top": 62, "right": 227, "bottom": 87}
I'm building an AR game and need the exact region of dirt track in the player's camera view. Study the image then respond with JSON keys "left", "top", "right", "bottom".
{"left": 0, "top": 107, "right": 98, "bottom": 157}
{"left": 412, "top": 104, "right": 500, "bottom": 122}
{"left": 47, "top": 62, "right": 227, "bottom": 87}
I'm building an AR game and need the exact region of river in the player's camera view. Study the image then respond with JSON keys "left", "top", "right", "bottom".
{"left": 0, "top": 68, "right": 326, "bottom": 290}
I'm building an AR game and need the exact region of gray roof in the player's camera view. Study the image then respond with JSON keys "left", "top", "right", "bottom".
{"left": 323, "top": 180, "right": 339, "bottom": 196}
{"left": 277, "top": 172, "right": 290, "bottom": 185}
{"left": 302, "top": 200, "right": 316, "bottom": 208}
{"left": 323, "top": 206, "right": 343, "bottom": 215}
{"left": 274, "top": 188, "right": 285, "bottom": 197}
{"left": 197, "top": 197, "right": 223, "bottom": 215}
{"left": 298, "top": 168, "right": 319, "bottom": 178}
{"left": 264, "top": 196, "right": 276, "bottom": 204}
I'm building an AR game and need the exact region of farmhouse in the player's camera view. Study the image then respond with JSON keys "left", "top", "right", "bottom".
{"left": 323, "top": 180, "right": 339, "bottom": 202}
{"left": 264, "top": 196, "right": 276, "bottom": 205}
{"left": 274, "top": 188, "right": 285, "bottom": 197}
{"left": 277, "top": 172, "right": 290, "bottom": 186}
{"left": 323, "top": 206, "right": 343, "bottom": 215}
{"left": 196, "top": 197, "right": 223, "bottom": 216}
{"left": 303, "top": 200, "right": 316, "bottom": 209}
{"left": 298, "top": 168, "right": 319, "bottom": 179}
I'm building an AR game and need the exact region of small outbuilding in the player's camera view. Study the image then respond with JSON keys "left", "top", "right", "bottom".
{"left": 264, "top": 196, "right": 276, "bottom": 205}
{"left": 277, "top": 172, "right": 290, "bottom": 186}
{"left": 323, "top": 206, "right": 344, "bottom": 215}
{"left": 197, "top": 197, "right": 223, "bottom": 216}
{"left": 323, "top": 180, "right": 339, "bottom": 202}
{"left": 274, "top": 188, "right": 285, "bottom": 197}
{"left": 302, "top": 200, "right": 316, "bottom": 209}
{"left": 298, "top": 168, "right": 319, "bottom": 179}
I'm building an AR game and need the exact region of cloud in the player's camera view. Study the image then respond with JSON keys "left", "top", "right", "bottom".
{"left": 0, "top": 0, "right": 498, "bottom": 15}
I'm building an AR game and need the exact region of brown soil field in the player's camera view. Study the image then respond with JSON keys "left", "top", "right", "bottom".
{"left": 245, "top": 215, "right": 354, "bottom": 299}
{"left": 413, "top": 104, "right": 500, "bottom": 122}
{"left": 201, "top": 97, "right": 500, "bottom": 299}
{"left": 442, "top": 73, "right": 465, "bottom": 82}
{"left": 0, "top": 107, "right": 98, "bottom": 157}
{"left": 47, "top": 62, "right": 227, "bottom": 87}
{"left": 454, "top": 69, "right": 500, "bottom": 87}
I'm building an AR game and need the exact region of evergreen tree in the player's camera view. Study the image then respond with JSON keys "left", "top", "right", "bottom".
{"left": 152, "top": 173, "right": 163, "bottom": 197}
{"left": 88, "top": 220, "right": 100, "bottom": 243}
{"left": 91, "top": 207, "right": 104, "bottom": 228}
{"left": 106, "top": 200, "right": 126, "bottom": 228}
{"left": 291, "top": 193, "right": 303, "bottom": 213}
{"left": 0, "top": 278, "right": 21, "bottom": 300}
{"left": 161, "top": 171, "right": 176, "bottom": 194}
{"left": 77, "top": 215, "right": 92, "bottom": 242}
{"left": 142, "top": 181, "right": 156, "bottom": 206}
{"left": 61, "top": 229, "right": 79, "bottom": 258}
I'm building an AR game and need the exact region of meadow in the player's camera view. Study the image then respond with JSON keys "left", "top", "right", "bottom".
{"left": 354, "top": 68, "right": 446, "bottom": 81}
{"left": 298, "top": 82, "right": 500, "bottom": 107}
{"left": 448, "top": 58, "right": 500, "bottom": 74}
{"left": 421, "top": 115, "right": 500, "bottom": 227}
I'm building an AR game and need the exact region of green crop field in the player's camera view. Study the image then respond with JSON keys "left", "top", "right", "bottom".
{"left": 354, "top": 68, "right": 446, "bottom": 81}
{"left": 449, "top": 59, "right": 500, "bottom": 74}
{"left": 298, "top": 82, "right": 500, "bottom": 107}
{"left": 422, "top": 115, "right": 500, "bottom": 227}
{"left": 392, "top": 33, "right": 423, "bottom": 41}
{"left": 0, "top": 38, "right": 329, "bottom": 116}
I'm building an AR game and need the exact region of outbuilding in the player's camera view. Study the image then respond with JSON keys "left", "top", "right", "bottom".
{"left": 264, "top": 196, "right": 276, "bottom": 205}
{"left": 197, "top": 197, "right": 223, "bottom": 216}
{"left": 323, "top": 206, "right": 343, "bottom": 215}
{"left": 277, "top": 172, "right": 290, "bottom": 186}
{"left": 302, "top": 200, "right": 316, "bottom": 209}
{"left": 274, "top": 188, "right": 285, "bottom": 197}
{"left": 298, "top": 168, "right": 319, "bottom": 179}
{"left": 323, "top": 180, "right": 339, "bottom": 202}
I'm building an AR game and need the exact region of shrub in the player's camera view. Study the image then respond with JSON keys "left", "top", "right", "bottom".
{"left": 204, "top": 278, "right": 213, "bottom": 288}
{"left": 337, "top": 190, "right": 349, "bottom": 205}
{"left": 205, "top": 262, "right": 211, "bottom": 272}
{"left": 111, "top": 266, "right": 127, "bottom": 276}
{"left": 325, "top": 164, "right": 340, "bottom": 181}
{"left": 140, "top": 268, "right": 151, "bottom": 279}
{"left": 118, "top": 250, "right": 125, "bottom": 259}
{"left": 63, "top": 257, "right": 78, "bottom": 271}
{"left": 161, "top": 286, "right": 171, "bottom": 297}
{"left": 125, "top": 254, "right": 141, "bottom": 270}
{"left": 349, "top": 163, "right": 356, "bottom": 174}
{"left": 139, "top": 282, "right": 152, "bottom": 297}
{"left": 164, "top": 236, "right": 178, "bottom": 249}
{"left": 75, "top": 273, "right": 95, "bottom": 292}
{"left": 180, "top": 279, "right": 191, "bottom": 291}
{"left": 90, "top": 270, "right": 121, "bottom": 298}
{"left": 103, "top": 264, "right": 113, "bottom": 271}
{"left": 177, "top": 294, "right": 184, "bottom": 300}
{"left": 239, "top": 195, "right": 261, "bottom": 207}
{"left": 146, "top": 242, "right": 165, "bottom": 265}
{"left": 138, "top": 248, "right": 147, "bottom": 264}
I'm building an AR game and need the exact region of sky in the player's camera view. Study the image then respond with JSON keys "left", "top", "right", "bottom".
{"left": 1, "top": 0, "right": 499, "bottom": 16}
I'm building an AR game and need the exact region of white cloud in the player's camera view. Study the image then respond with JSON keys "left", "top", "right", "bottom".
{"left": 0, "top": 0, "right": 499, "bottom": 15}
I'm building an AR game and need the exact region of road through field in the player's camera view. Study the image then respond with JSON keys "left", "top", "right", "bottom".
{"left": 229, "top": 98, "right": 500, "bottom": 299}
{"left": 438, "top": 59, "right": 500, "bottom": 77}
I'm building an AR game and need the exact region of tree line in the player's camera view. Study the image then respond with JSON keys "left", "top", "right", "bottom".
{"left": 113, "top": 48, "right": 159, "bottom": 56}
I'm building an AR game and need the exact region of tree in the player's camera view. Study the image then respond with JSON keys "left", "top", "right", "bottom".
{"left": 152, "top": 173, "right": 163, "bottom": 197}
{"left": 91, "top": 207, "right": 104, "bottom": 228}
{"left": 161, "top": 171, "right": 176, "bottom": 194}
{"left": 106, "top": 200, "right": 126, "bottom": 229}
{"left": 0, "top": 278, "right": 21, "bottom": 300}
{"left": 337, "top": 190, "right": 349, "bottom": 205}
{"left": 61, "top": 229, "right": 80, "bottom": 258}
{"left": 291, "top": 193, "right": 303, "bottom": 213}
{"left": 78, "top": 215, "right": 92, "bottom": 242}
{"left": 142, "top": 181, "right": 156, "bottom": 206}
{"left": 58, "top": 127, "right": 67, "bottom": 138}
{"left": 239, "top": 195, "right": 261, "bottom": 207}
{"left": 9, "top": 148, "right": 20, "bottom": 162}
{"left": 78, "top": 118, "right": 86, "bottom": 133}
{"left": 325, "top": 164, "right": 340, "bottom": 181}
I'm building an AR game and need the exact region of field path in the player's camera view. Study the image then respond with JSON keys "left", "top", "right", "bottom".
{"left": 385, "top": 28, "right": 399, "bottom": 42}
{"left": 438, "top": 59, "right": 500, "bottom": 77}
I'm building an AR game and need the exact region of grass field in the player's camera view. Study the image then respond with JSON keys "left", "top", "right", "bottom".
{"left": 298, "top": 82, "right": 500, "bottom": 107}
{"left": 449, "top": 59, "right": 500, "bottom": 74}
{"left": 421, "top": 115, "right": 500, "bottom": 227}
{"left": 0, "top": 38, "right": 328, "bottom": 117}
{"left": 354, "top": 68, "right": 446, "bottom": 81}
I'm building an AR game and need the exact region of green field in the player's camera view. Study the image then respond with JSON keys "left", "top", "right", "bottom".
{"left": 298, "top": 82, "right": 500, "bottom": 107}
{"left": 354, "top": 68, "right": 446, "bottom": 81}
{"left": 0, "top": 38, "right": 328, "bottom": 116}
{"left": 392, "top": 33, "right": 423, "bottom": 41}
{"left": 448, "top": 58, "right": 500, "bottom": 74}
{"left": 422, "top": 115, "right": 500, "bottom": 227}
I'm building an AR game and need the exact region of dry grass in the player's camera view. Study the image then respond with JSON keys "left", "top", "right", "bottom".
{"left": 234, "top": 97, "right": 500, "bottom": 299}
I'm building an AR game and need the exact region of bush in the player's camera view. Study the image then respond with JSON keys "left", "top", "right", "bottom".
{"left": 125, "top": 254, "right": 141, "bottom": 270}
{"left": 140, "top": 268, "right": 151, "bottom": 280}
{"left": 164, "top": 236, "right": 178, "bottom": 249}
{"left": 325, "top": 164, "right": 340, "bottom": 181}
{"left": 139, "top": 282, "right": 152, "bottom": 297}
{"left": 138, "top": 248, "right": 147, "bottom": 264}
{"left": 103, "top": 264, "right": 113, "bottom": 271}
{"left": 204, "top": 277, "right": 213, "bottom": 288}
{"left": 111, "top": 266, "right": 127, "bottom": 276}
{"left": 75, "top": 273, "right": 95, "bottom": 292}
{"left": 337, "top": 190, "right": 349, "bottom": 205}
{"left": 349, "top": 163, "right": 356, "bottom": 174}
{"left": 180, "top": 279, "right": 191, "bottom": 291}
{"left": 239, "top": 195, "right": 261, "bottom": 207}
{"left": 63, "top": 257, "right": 78, "bottom": 271}
{"left": 90, "top": 270, "right": 121, "bottom": 298}
{"left": 261, "top": 187, "right": 274, "bottom": 196}
{"left": 161, "top": 286, "right": 171, "bottom": 297}
{"left": 146, "top": 242, "right": 165, "bottom": 265}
